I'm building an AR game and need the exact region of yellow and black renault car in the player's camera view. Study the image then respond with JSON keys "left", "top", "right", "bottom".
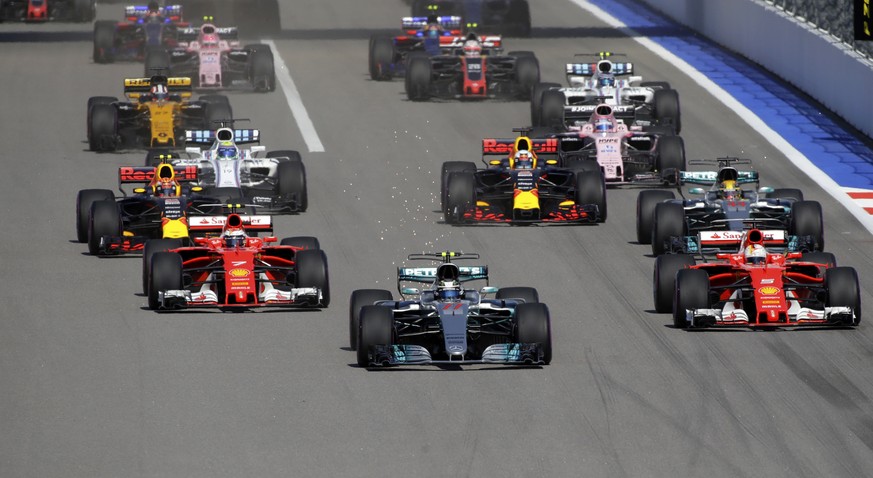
{"left": 86, "top": 75, "right": 232, "bottom": 151}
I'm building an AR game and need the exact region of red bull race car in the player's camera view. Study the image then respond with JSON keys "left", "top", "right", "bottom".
{"left": 75, "top": 162, "right": 225, "bottom": 257}
{"left": 440, "top": 132, "right": 606, "bottom": 224}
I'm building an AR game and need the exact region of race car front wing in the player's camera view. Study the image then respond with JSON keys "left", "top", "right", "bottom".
{"left": 364, "top": 343, "right": 546, "bottom": 367}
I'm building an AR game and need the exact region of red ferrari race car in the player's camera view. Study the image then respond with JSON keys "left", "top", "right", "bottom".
{"left": 145, "top": 212, "right": 329, "bottom": 311}
{"left": 654, "top": 229, "right": 861, "bottom": 329}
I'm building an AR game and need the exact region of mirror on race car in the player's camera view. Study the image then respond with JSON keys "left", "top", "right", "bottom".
{"left": 688, "top": 187, "right": 705, "bottom": 194}
{"left": 401, "top": 287, "right": 421, "bottom": 295}
{"left": 480, "top": 286, "right": 499, "bottom": 295}
{"left": 758, "top": 186, "right": 775, "bottom": 194}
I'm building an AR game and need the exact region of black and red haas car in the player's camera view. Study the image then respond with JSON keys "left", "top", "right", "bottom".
{"left": 405, "top": 33, "right": 539, "bottom": 101}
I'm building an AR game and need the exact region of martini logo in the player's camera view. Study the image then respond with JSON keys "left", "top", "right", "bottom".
{"left": 228, "top": 268, "right": 250, "bottom": 278}
{"left": 759, "top": 286, "right": 780, "bottom": 296}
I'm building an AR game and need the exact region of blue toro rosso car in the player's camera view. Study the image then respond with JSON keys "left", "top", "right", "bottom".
{"left": 93, "top": 3, "right": 188, "bottom": 64}
{"left": 350, "top": 252, "right": 552, "bottom": 367}
{"left": 368, "top": 14, "right": 465, "bottom": 81}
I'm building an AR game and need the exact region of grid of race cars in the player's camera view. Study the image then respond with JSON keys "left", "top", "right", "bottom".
{"left": 67, "top": 1, "right": 862, "bottom": 369}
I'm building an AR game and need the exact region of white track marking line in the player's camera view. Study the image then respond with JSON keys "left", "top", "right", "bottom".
{"left": 265, "top": 39, "right": 325, "bottom": 152}
{"left": 569, "top": 0, "right": 873, "bottom": 233}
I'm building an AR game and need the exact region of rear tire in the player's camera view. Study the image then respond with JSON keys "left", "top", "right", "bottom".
{"left": 653, "top": 254, "right": 695, "bottom": 313}
{"left": 276, "top": 159, "right": 308, "bottom": 212}
{"left": 249, "top": 46, "right": 276, "bottom": 92}
{"left": 93, "top": 20, "right": 116, "bottom": 63}
{"left": 636, "top": 190, "right": 675, "bottom": 244}
{"left": 530, "top": 82, "right": 561, "bottom": 126}
{"left": 673, "top": 269, "right": 709, "bottom": 328}
{"left": 653, "top": 88, "right": 681, "bottom": 134}
{"left": 349, "top": 289, "right": 393, "bottom": 350}
{"left": 440, "top": 161, "right": 477, "bottom": 213}
{"left": 444, "top": 171, "right": 476, "bottom": 224}
{"left": 405, "top": 56, "right": 432, "bottom": 101}
{"left": 790, "top": 200, "right": 824, "bottom": 251}
{"left": 575, "top": 170, "right": 607, "bottom": 222}
{"left": 651, "top": 202, "right": 685, "bottom": 256}
{"left": 495, "top": 287, "right": 539, "bottom": 304}
{"left": 540, "top": 90, "right": 565, "bottom": 129}
{"left": 655, "top": 135, "right": 685, "bottom": 175}
{"left": 515, "top": 303, "right": 552, "bottom": 364}
{"left": 88, "top": 103, "right": 118, "bottom": 152}
{"left": 368, "top": 35, "right": 395, "bottom": 81}
{"left": 295, "top": 249, "right": 330, "bottom": 307}
{"left": 148, "top": 252, "right": 182, "bottom": 310}
{"left": 357, "top": 305, "right": 394, "bottom": 367}
{"left": 76, "top": 189, "right": 114, "bottom": 243}
{"left": 514, "top": 55, "right": 540, "bottom": 100}
{"left": 87, "top": 200, "right": 121, "bottom": 255}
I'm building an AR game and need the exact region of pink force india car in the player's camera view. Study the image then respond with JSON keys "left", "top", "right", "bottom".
{"left": 145, "top": 21, "right": 276, "bottom": 92}
{"left": 549, "top": 103, "right": 685, "bottom": 187}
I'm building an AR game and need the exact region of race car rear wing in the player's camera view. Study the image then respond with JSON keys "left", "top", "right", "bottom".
{"left": 118, "top": 165, "right": 199, "bottom": 184}
{"left": 187, "top": 215, "right": 273, "bottom": 233}
{"left": 481, "top": 138, "right": 560, "bottom": 156}
{"left": 124, "top": 76, "right": 192, "bottom": 100}
{"left": 177, "top": 26, "right": 238, "bottom": 42}
{"left": 125, "top": 4, "right": 182, "bottom": 22}
{"left": 185, "top": 129, "right": 260, "bottom": 145}
{"left": 699, "top": 229, "right": 786, "bottom": 247}
{"left": 669, "top": 229, "right": 817, "bottom": 256}
{"left": 397, "top": 266, "right": 489, "bottom": 284}
{"left": 563, "top": 104, "right": 636, "bottom": 124}
{"left": 680, "top": 170, "right": 759, "bottom": 186}
{"left": 565, "top": 61, "right": 633, "bottom": 77}
{"left": 402, "top": 15, "right": 463, "bottom": 32}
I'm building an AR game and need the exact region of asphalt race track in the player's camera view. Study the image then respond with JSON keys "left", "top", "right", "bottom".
{"left": 2, "top": 1, "right": 873, "bottom": 477}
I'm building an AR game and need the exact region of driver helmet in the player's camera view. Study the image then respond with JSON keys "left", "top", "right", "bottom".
{"left": 154, "top": 178, "right": 179, "bottom": 197}
{"left": 435, "top": 263, "right": 461, "bottom": 300}
{"left": 513, "top": 150, "right": 533, "bottom": 169}
{"left": 744, "top": 243, "right": 767, "bottom": 265}
{"left": 598, "top": 75, "right": 616, "bottom": 88}
{"left": 223, "top": 228, "right": 246, "bottom": 248}
{"left": 594, "top": 118, "right": 612, "bottom": 132}
{"left": 201, "top": 33, "right": 219, "bottom": 48}
{"left": 150, "top": 83, "right": 169, "bottom": 101}
{"left": 216, "top": 145, "right": 239, "bottom": 160}
{"left": 719, "top": 180, "right": 742, "bottom": 200}
{"left": 463, "top": 39, "right": 481, "bottom": 57}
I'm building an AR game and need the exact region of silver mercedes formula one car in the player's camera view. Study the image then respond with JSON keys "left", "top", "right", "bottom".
{"left": 349, "top": 251, "right": 552, "bottom": 367}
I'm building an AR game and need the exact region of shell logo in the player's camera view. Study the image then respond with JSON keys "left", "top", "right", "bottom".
{"left": 228, "top": 268, "right": 250, "bottom": 278}
{"left": 759, "top": 286, "right": 780, "bottom": 295}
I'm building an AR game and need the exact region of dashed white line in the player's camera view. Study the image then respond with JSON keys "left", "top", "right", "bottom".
{"left": 265, "top": 39, "right": 325, "bottom": 153}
